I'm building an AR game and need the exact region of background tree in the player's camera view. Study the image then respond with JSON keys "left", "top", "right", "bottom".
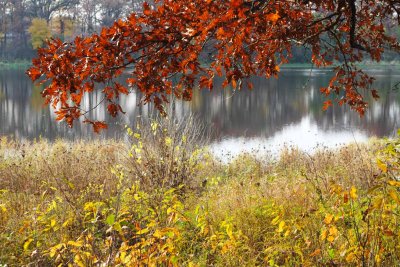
{"left": 25, "top": 0, "right": 79, "bottom": 22}
{"left": 0, "top": 0, "right": 150, "bottom": 60}
{"left": 99, "top": 0, "right": 127, "bottom": 27}
{"left": 28, "top": 18, "right": 50, "bottom": 48}
{"left": 26, "top": 0, "right": 400, "bottom": 132}
{"left": 0, "top": 0, "right": 10, "bottom": 59}
{"left": 50, "top": 16, "right": 75, "bottom": 42}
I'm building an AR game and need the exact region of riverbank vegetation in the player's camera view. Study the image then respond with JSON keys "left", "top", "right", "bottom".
{"left": 0, "top": 60, "right": 32, "bottom": 69}
{"left": 1, "top": 119, "right": 400, "bottom": 266}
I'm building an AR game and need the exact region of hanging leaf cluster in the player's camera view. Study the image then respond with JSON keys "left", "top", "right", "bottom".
{"left": 27, "top": 0, "right": 400, "bottom": 132}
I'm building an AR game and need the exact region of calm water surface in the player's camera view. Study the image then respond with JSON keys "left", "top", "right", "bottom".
{"left": 1, "top": 68, "right": 399, "bottom": 157}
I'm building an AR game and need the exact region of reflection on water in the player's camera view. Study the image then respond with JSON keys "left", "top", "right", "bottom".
{"left": 211, "top": 116, "right": 369, "bottom": 161}
{"left": 0, "top": 68, "right": 399, "bottom": 155}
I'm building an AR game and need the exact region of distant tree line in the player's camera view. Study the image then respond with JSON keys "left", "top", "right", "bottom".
{"left": 0, "top": 0, "right": 399, "bottom": 62}
{"left": 0, "top": 0, "right": 150, "bottom": 60}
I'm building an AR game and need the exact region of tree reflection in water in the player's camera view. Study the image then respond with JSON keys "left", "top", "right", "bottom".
{"left": 0, "top": 68, "right": 399, "bottom": 146}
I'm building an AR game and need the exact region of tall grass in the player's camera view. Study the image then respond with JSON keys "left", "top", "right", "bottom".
{"left": 1, "top": 121, "right": 399, "bottom": 266}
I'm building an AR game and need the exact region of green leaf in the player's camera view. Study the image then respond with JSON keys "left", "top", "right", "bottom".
{"left": 106, "top": 214, "right": 115, "bottom": 226}
{"left": 171, "top": 255, "right": 179, "bottom": 264}
{"left": 328, "top": 248, "right": 335, "bottom": 259}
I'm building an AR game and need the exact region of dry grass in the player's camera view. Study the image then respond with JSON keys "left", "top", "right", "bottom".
{"left": 0, "top": 138, "right": 126, "bottom": 197}
{"left": 1, "top": 132, "right": 399, "bottom": 266}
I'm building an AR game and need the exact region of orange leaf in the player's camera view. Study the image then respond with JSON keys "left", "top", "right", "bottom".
{"left": 323, "top": 100, "right": 332, "bottom": 111}
{"left": 266, "top": 12, "right": 280, "bottom": 23}
{"left": 310, "top": 249, "right": 321, "bottom": 257}
{"left": 26, "top": 67, "right": 42, "bottom": 81}
{"left": 93, "top": 121, "right": 108, "bottom": 134}
{"left": 232, "top": 79, "right": 237, "bottom": 89}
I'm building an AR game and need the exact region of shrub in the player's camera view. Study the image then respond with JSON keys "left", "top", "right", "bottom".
{"left": 126, "top": 114, "right": 210, "bottom": 190}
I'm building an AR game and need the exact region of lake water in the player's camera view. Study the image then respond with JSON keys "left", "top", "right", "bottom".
{"left": 1, "top": 68, "right": 399, "bottom": 157}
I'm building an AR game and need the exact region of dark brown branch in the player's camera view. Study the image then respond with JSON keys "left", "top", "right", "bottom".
{"left": 347, "top": 0, "right": 367, "bottom": 51}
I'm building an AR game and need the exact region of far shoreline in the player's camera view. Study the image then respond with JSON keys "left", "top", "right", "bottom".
{"left": 1, "top": 60, "right": 400, "bottom": 71}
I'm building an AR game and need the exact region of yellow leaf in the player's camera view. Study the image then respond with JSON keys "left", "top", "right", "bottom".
{"left": 327, "top": 235, "right": 335, "bottom": 243}
{"left": 221, "top": 244, "right": 229, "bottom": 254}
{"left": 226, "top": 227, "right": 234, "bottom": 239}
{"left": 137, "top": 228, "right": 150, "bottom": 235}
{"left": 372, "top": 196, "right": 383, "bottom": 208}
{"left": 67, "top": 241, "right": 82, "bottom": 247}
{"left": 277, "top": 221, "right": 286, "bottom": 233}
{"left": 62, "top": 218, "right": 72, "bottom": 228}
{"left": 271, "top": 215, "right": 280, "bottom": 225}
{"left": 74, "top": 254, "right": 85, "bottom": 267}
{"left": 375, "top": 254, "right": 382, "bottom": 263}
{"left": 327, "top": 226, "right": 338, "bottom": 243}
{"left": 151, "top": 122, "right": 158, "bottom": 133}
{"left": 350, "top": 186, "right": 358, "bottom": 200}
{"left": 165, "top": 137, "right": 172, "bottom": 146}
{"left": 346, "top": 252, "right": 356, "bottom": 262}
{"left": 49, "top": 248, "right": 57, "bottom": 258}
{"left": 388, "top": 189, "right": 400, "bottom": 204}
{"left": 153, "top": 229, "right": 163, "bottom": 238}
{"left": 0, "top": 204, "right": 6, "bottom": 212}
{"left": 320, "top": 229, "right": 327, "bottom": 241}
{"left": 329, "top": 226, "right": 338, "bottom": 237}
{"left": 284, "top": 229, "right": 290, "bottom": 237}
{"left": 324, "top": 214, "right": 334, "bottom": 225}
{"left": 23, "top": 238, "right": 33, "bottom": 251}
{"left": 388, "top": 180, "right": 400, "bottom": 187}
{"left": 377, "top": 159, "right": 387, "bottom": 173}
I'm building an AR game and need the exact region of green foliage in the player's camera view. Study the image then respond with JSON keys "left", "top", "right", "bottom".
{"left": 28, "top": 18, "right": 51, "bottom": 49}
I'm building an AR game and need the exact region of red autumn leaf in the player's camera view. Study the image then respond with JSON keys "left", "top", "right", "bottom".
{"left": 26, "top": 67, "right": 42, "bottom": 81}
{"left": 143, "top": 2, "right": 151, "bottom": 16}
{"left": 71, "top": 93, "right": 83, "bottom": 105}
{"left": 26, "top": 0, "right": 400, "bottom": 131}
{"left": 247, "top": 81, "right": 254, "bottom": 90}
{"left": 371, "top": 89, "right": 380, "bottom": 99}
{"left": 84, "top": 120, "right": 108, "bottom": 134}
{"left": 323, "top": 100, "right": 332, "bottom": 111}
{"left": 107, "top": 103, "right": 125, "bottom": 117}
{"left": 115, "top": 82, "right": 129, "bottom": 95}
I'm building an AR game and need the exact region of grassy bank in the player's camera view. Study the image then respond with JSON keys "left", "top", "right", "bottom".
{"left": 0, "top": 60, "right": 31, "bottom": 70}
{"left": 1, "top": 121, "right": 400, "bottom": 266}
{"left": 280, "top": 61, "right": 400, "bottom": 70}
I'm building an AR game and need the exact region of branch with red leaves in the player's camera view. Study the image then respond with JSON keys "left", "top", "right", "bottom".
{"left": 27, "top": 0, "right": 400, "bottom": 132}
